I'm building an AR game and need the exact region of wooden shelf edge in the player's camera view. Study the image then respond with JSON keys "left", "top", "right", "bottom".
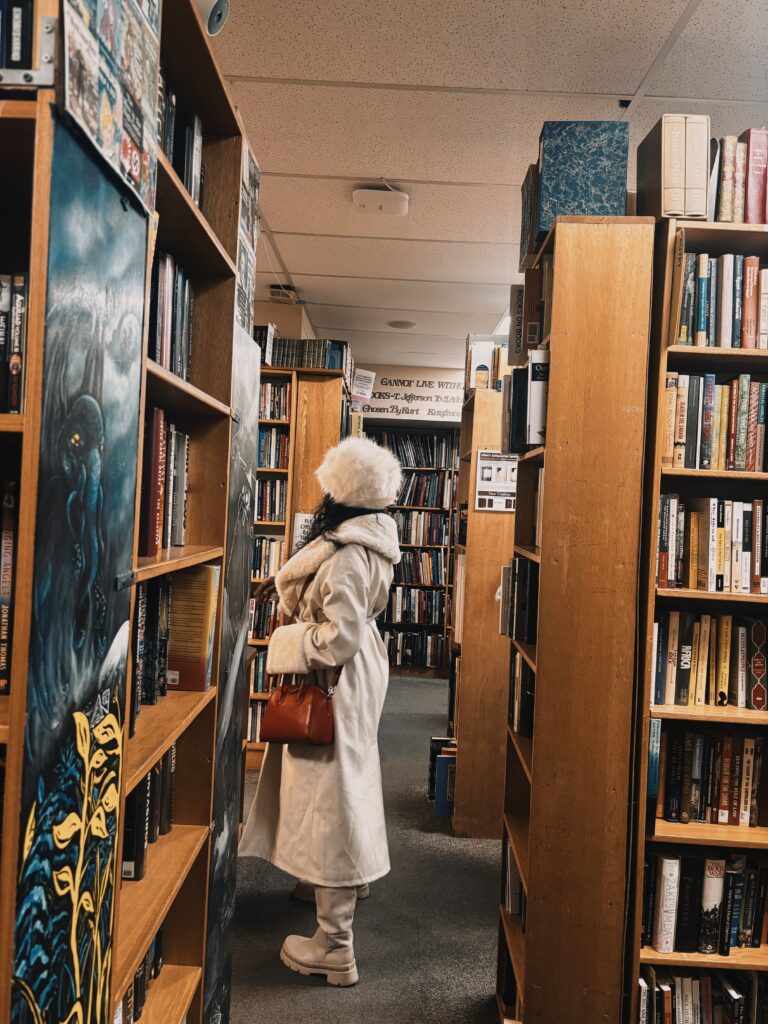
{"left": 247, "top": 741, "right": 266, "bottom": 750}
{"left": 668, "top": 345, "right": 768, "bottom": 359}
{"left": 649, "top": 820, "right": 768, "bottom": 848}
{"left": 125, "top": 688, "right": 217, "bottom": 794}
{"left": 507, "top": 725, "right": 533, "bottom": 783}
{"left": 657, "top": 587, "right": 768, "bottom": 603}
{"left": 156, "top": 151, "right": 236, "bottom": 275}
{"left": 134, "top": 544, "right": 224, "bottom": 582}
{"left": 0, "top": 414, "right": 24, "bottom": 432}
{"left": 113, "top": 824, "right": 210, "bottom": 996}
{"left": 514, "top": 544, "right": 541, "bottom": 563}
{"left": 650, "top": 704, "right": 768, "bottom": 725}
{"left": 511, "top": 638, "right": 537, "bottom": 673}
{"left": 640, "top": 945, "right": 768, "bottom": 969}
{"left": 146, "top": 359, "right": 231, "bottom": 417}
{"left": 141, "top": 963, "right": 201, "bottom": 1024}
{"left": 661, "top": 466, "right": 768, "bottom": 481}
{"left": 518, "top": 446, "right": 545, "bottom": 463}
{"left": 503, "top": 813, "right": 530, "bottom": 890}
{"left": 499, "top": 906, "right": 526, "bottom": 991}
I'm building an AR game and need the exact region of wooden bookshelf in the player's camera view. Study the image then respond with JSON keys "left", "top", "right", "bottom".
{"left": 245, "top": 367, "right": 348, "bottom": 771}
{"left": 366, "top": 425, "right": 458, "bottom": 675}
{"left": 0, "top": 0, "right": 261, "bottom": 1017}
{"left": 496, "top": 217, "right": 655, "bottom": 1022}
{"left": 629, "top": 219, "right": 768, "bottom": 1015}
{"left": 451, "top": 389, "right": 515, "bottom": 837}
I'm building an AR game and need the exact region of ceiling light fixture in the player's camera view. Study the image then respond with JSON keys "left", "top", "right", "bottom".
{"left": 353, "top": 184, "right": 410, "bottom": 216}
{"left": 387, "top": 320, "right": 417, "bottom": 330}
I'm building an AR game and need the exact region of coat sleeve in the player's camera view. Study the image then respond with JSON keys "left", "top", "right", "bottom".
{"left": 266, "top": 545, "right": 371, "bottom": 675}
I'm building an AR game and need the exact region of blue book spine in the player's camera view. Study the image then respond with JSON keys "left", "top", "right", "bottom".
{"left": 733, "top": 255, "right": 744, "bottom": 348}
{"left": 679, "top": 254, "right": 697, "bottom": 345}
{"left": 731, "top": 875, "right": 745, "bottom": 947}
{"left": 647, "top": 719, "right": 662, "bottom": 799}
{"left": 695, "top": 254, "right": 709, "bottom": 345}
{"left": 708, "top": 258, "right": 718, "bottom": 347}
{"left": 433, "top": 754, "right": 455, "bottom": 816}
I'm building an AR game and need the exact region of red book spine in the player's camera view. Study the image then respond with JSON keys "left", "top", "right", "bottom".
{"left": 139, "top": 408, "right": 166, "bottom": 557}
{"left": 741, "top": 129, "right": 768, "bottom": 224}
{"left": 742, "top": 256, "right": 761, "bottom": 348}
{"left": 753, "top": 499, "right": 764, "bottom": 594}
{"left": 747, "top": 381, "right": 760, "bottom": 471}
{"left": 728, "top": 382, "right": 739, "bottom": 470}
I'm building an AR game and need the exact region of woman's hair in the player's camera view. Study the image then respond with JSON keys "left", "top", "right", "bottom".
{"left": 298, "top": 493, "right": 385, "bottom": 549}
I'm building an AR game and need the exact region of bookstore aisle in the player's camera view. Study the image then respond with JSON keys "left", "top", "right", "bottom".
{"left": 232, "top": 677, "right": 500, "bottom": 1024}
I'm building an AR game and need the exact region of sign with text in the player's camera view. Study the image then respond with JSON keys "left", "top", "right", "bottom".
{"left": 351, "top": 367, "right": 376, "bottom": 404}
{"left": 474, "top": 450, "right": 518, "bottom": 511}
{"left": 358, "top": 364, "right": 463, "bottom": 421}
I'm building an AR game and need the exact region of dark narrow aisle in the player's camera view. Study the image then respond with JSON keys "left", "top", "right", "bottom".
{"left": 231, "top": 676, "right": 500, "bottom": 1024}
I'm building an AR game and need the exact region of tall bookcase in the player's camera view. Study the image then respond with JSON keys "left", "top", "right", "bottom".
{"left": 366, "top": 424, "right": 458, "bottom": 676}
{"left": 451, "top": 388, "right": 516, "bottom": 838}
{"left": 629, "top": 219, "right": 768, "bottom": 1018}
{"left": 495, "top": 217, "right": 655, "bottom": 1022}
{"left": 246, "top": 368, "right": 347, "bottom": 771}
{"left": 0, "top": 0, "right": 258, "bottom": 1019}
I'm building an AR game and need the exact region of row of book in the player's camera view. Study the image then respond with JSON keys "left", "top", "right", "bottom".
{"left": 157, "top": 71, "right": 204, "bottom": 208}
{"left": 464, "top": 335, "right": 508, "bottom": 392}
{"left": 122, "top": 744, "right": 176, "bottom": 881}
{"left": 657, "top": 494, "right": 768, "bottom": 595}
{"left": 638, "top": 968, "right": 768, "bottom": 1024}
{"left": 259, "top": 379, "right": 291, "bottom": 421}
{"left": 502, "top": 353, "right": 550, "bottom": 454}
{"left": 652, "top": 611, "right": 767, "bottom": 710}
{"left": 249, "top": 650, "right": 269, "bottom": 693}
{"left": 116, "top": 928, "right": 165, "bottom": 1024}
{"left": 247, "top": 701, "right": 264, "bottom": 742}
{"left": 368, "top": 429, "right": 457, "bottom": 469}
{"left": 382, "top": 587, "right": 444, "bottom": 627}
{"left": 662, "top": 372, "right": 768, "bottom": 472}
{"left": 252, "top": 536, "right": 283, "bottom": 579}
{"left": 0, "top": 273, "right": 27, "bottom": 413}
{"left": 396, "top": 471, "right": 452, "bottom": 509}
{"left": 382, "top": 629, "right": 445, "bottom": 669}
{"left": 392, "top": 549, "right": 446, "bottom": 587}
{"left": 148, "top": 253, "right": 194, "bottom": 381}
{"left": 0, "top": 480, "right": 17, "bottom": 695}
{"left": 670, "top": 250, "right": 768, "bottom": 349}
{"left": 257, "top": 426, "right": 289, "bottom": 470}
{"left": 650, "top": 724, "right": 764, "bottom": 828}
{"left": 255, "top": 478, "right": 287, "bottom": 522}
{"left": 248, "top": 595, "right": 278, "bottom": 641}
{"left": 499, "top": 557, "right": 539, "bottom": 645}
{"left": 392, "top": 509, "right": 448, "bottom": 547}
{"left": 645, "top": 853, "right": 768, "bottom": 956}
{"left": 139, "top": 409, "right": 190, "bottom": 557}
{"left": 130, "top": 566, "right": 221, "bottom": 734}
{"left": 262, "top": 335, "right": 353, "bottom": 379}
{"left": 717, "top": 131, "right": 768, "bottom": 224}
{"left": 509, "top": 651, "right": 535, "bottom": 740}
{"left": 636, "top": 114, "right": 712, "bottom": 221}
{"left": 427, "top": 737, "right": 456, "bottom": 816}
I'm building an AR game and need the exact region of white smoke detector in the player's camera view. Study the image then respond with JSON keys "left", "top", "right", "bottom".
{"left": 353, "top": 186, "right": 409, "bottom": 216}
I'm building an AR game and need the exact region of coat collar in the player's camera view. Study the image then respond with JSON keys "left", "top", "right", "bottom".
{"left": 275, "top": 513, "right": 401, "bottom": 605}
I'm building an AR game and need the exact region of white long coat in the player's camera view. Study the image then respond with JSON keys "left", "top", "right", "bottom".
{"left": 239, "top": 513, "right": 400, "bottom": 887}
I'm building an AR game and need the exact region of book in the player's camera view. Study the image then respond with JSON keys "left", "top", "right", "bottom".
{"left": 0, "top": 481, "right": 16, "bottom": 695}
{"left": 167, "top": 564, "right": 221, "bottom": 690}
{"left": 717, "top": 136, "right": 737, "bottom": 221}
{"left": 694, "top": 253, "right": 709, "bottom": 346}
{"left": 717, "top": 254, "right": 734, "bottom": 347}
{"left": 0, "top": 276, "right": 10, "bottom": 408}
{"left": 122, "top": 772, "right": 151, "bottom": 880}
{"left": 739, "top": 128, "right": 768, "bottom": 224}
{"left": 652, "top": 855, "right": 680, "bottom": 953}
{"left": 734, "top": 142, "right": 747, "bottom": 222}
{"left": 637, "top": 115, "right": 686, "bottom": 218}
{"left": 697, "top": 857, "right": 726, "bottom": 954}
{"left": 139, "top": 407, "right": 166, "bottom": 558}
{"left": 742, "top": 256, "right": 760, "bottom": 348}
{"left": 675, "top": 855, "right": 704, "bottom": 952}
{"left": 7, "top": 274, "right": 26, "bottom": 413}
{"left": 684, "top": 115, "right": 710, "bottom": 218}
{"left": 733, "top": 254, "right": 745, "bottom": 346}
{"left": 526, "top": 351, "right": 549, "bottom": 446}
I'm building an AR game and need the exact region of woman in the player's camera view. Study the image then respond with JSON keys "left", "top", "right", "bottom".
{"left": 240, "top": 436, "right": 403, "bottom": 987}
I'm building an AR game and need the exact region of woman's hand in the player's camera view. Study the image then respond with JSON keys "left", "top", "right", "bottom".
{"left": 254, "top": 576, "right": 277, "bottom": 605}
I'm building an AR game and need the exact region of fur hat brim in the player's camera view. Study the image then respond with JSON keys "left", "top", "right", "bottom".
{"left": 315, "top": 437, "right": 403, "bottom": 509}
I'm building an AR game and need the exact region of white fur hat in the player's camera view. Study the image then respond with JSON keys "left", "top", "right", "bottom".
{"left": 315, "top": 437, "right": 403, "bottom": 509}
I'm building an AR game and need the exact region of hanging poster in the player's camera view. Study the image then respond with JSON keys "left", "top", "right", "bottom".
{"left": 359, "top": 364, "right": 463, "bottom": 422}
{"left": 235, "top": 143, "right": 260, "bottom": 331}
{"left": 351, "top": 367, "right": 375, "bottom": 404}
{"left": 63, "top": 0, "right": 161, "bottom": 211}
{"left": 12, "top": 121, "right": 145, "bottom": 1024}
{"left": 203, "top": 325, "right": 260, "bottom": 1024}
{"left": 474, "top": 450, "right": 518, "bottom": 511}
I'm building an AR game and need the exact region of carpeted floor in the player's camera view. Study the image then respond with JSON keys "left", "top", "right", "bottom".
{"left": 230, "top": 675, "right": 500, "bottom": 1024}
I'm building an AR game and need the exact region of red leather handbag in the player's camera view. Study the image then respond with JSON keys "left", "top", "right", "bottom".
{"left": 260, "top": 577, "right": 341, "bottom": 746}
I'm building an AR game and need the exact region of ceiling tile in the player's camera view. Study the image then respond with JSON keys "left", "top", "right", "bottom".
{"left": 232, "top": 82, "right": 623, "bottom": 183}
{"left": 271, "top": 234, "right": 516, "bottom": 284}
{"left": 649, "top": 0, "right": 768, "bottom": 103}
{"left": 328, "top": 329, "right": 467, "bottom": 369}
{"left": 215, "top": 0, "right": 687, "bottom": 94}
{"left": 260, "top": 177, "right": 517, "bottom": 243}
{"left": 256, "top": 274, "right": 511, "bottom": 314}
{"left": 306, "top": 304, "right": 498, "bottom": 336}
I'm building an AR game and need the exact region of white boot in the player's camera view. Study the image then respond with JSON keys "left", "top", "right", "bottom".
{"left": 281, "top": 885, "right": 359, "bottom": 986}
{"left": 292, "top": 880, "right": 370, "bottom": 903}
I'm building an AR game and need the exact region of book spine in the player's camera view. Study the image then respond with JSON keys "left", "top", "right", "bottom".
{"left": 729, "top": 737, "right": 743, "bottom": 825}
{"left": 652, "top": 856, "right": 680, "bottom": 953}
{"left": 748, "top": 620, "right": 768, "bottom": 711}
{"left": 742, "top": 256, "right": 760, "bottom": 348}
{"left": 0, "top": 276, "right": 11, "bottom": 411}
{"left": 679, "top": 253, "right": 697, "bottom": 345}
{"left": 700, "top": 373, "right": 716, "bottom": 467}
{"left": 673, "top": 374, "right": 688, "bottom": 467}
{"left": 695, "top": 253, "right": 709, "bottom": 346}
{"left": 717, "top": 254, "right": 734, "bottom": 347}
{"left": 740, "top": 736, "right": 755, "bottom": 826}
{"left": 735, "top": 373, "right": 751, "bottom": 470}
{"left": 697, "top": 858, "right": 726, "bottom": 954}
{"left": 734, "top": 142, "right": 747, "bottom": 222}
{"left": 719, "top": 869, "right": 737, "bottom": 955}
{"left": 727, "top": 382, "right": 739, "bottom": 470}
{"left": 718, "top": 733, "right": 733, "bottom": 821}
{"left": 732, "top": 254, "right": 744, "bottom": 346}
{"left": 752, "top": 499, "right": 763, "bottom": 593}
{"left": 0, "top": 481, "right": 16, "bottom": 695}
{"left": 662, "top": 373, "right": 678, "bottom": 466}
{"left": 7, "top": 275, "right": 26, "bottom": 413}
{"left": 707, "top": 257, "right": 718, "bottom": 347}
{"left": 662, "top": 116, "right": 687, "bottom": 215}
{"left": 684, "top": 115, "right": 709, "bottom": 217}
{"left": 746, "top": 382, "right": 760, "bottom": 471}
{"left": 741, "top": 129, "right": 768, "bottom": 224}
{"left": 717, "top": 135, "right": 737, "bottom": 222}
{"left": 759, "top": 269, "right": 768, "bottom": 349}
